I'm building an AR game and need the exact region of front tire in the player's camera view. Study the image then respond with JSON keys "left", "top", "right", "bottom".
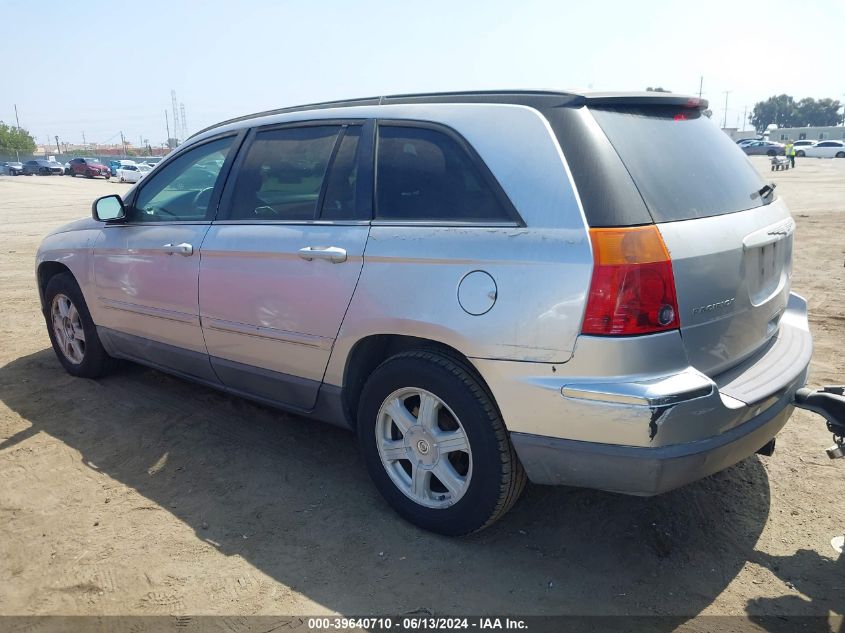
{"left": 357, "top": 350, "right": 526, "bottom": 535}
{"left": 797, "top": 150, "right": 805, "bottom": 157}
{"left": 836, "top": 152, "right": 845, "bottom": 158}
{"left": 44, "top": 273, "right": 115, "bottom": 378}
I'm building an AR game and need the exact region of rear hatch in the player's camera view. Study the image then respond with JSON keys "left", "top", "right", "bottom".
{"left": 548, "top": 99, "right": 794, "bottom": 377}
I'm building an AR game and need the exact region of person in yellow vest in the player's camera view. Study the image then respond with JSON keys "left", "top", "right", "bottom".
{"left": 785, "top": 140, "right": 796, "bottom": 168}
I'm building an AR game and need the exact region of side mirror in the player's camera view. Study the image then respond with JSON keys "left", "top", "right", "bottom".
{"left": 92, "top": 194, "right": 126, "bottom": 222}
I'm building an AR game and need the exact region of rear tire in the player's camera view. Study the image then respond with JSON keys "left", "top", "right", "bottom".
{"left": 797, "top": 150, "right": 805, "bottom": 157}
{"left": 836, "top": 152, "right": 845, "bottom": 158}
{"left": 357, "top": 350, "right": 526, "bottom": 535}
{"left": 43, "top": 273, "right": 115, "bottom": 379}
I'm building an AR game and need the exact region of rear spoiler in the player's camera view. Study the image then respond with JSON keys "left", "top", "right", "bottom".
{"left": 583, "top": 92, "right": 708, "bottom": 109}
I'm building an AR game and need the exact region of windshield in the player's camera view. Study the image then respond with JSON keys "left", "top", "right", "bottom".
{"left": 590, "top": 106, "right": 768, "bottom": 223}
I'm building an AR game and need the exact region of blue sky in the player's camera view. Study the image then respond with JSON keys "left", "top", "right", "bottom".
{"left": 3, "top": 0, "right": 844, "bottom": 146}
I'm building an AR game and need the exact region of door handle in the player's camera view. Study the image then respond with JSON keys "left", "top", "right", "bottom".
{"left": 298, "top": 246, "right": 347, "bottom": 263}
{"left": 161, "top": 242, "right": 194, "bottom": 256}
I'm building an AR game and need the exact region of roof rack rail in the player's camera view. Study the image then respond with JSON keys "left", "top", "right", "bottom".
{"left": 189, "top": 89, "right": 706, "bottom": 140}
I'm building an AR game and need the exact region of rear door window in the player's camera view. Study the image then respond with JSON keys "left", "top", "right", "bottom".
{"left": 590, "top": 106, "right": 767, "bottom": 223}
{"left": 375, "top": 124, "right": 514, "bottom": 222}
{"left": 320, "top": 126, "right": 362, "bottom": 220}
{"left": 228, "top": 126, "right": 340, "bottom": 221}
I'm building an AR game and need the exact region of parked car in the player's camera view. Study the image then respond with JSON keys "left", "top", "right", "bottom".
{"left": 23, "top": 159, "right": 64, "bottom": 175}
{"left": 736, "top": 138, "right": 760, "bottom": 147}
{"left": 795, "top": 140, "right": 845, "bottom": 158}
{"left": 115, "top": 163, "right": 151, "bottom": 183}
{"left": 108, "top": 159, "right": 137, "bottom": 177}
{"left": 1, "top": 161, "right": 24, "bottom": 176}
{"left": 67, "top": 157, "right": 111, "bottom": 179}
{"left": 742, "top": 140, "right": 785, "bottom": 156}
{"left": 792, "top": 140, "right": 816, "bottom": 148}
{"left": 36, "top": 90, "right": 812, "bottom": 535}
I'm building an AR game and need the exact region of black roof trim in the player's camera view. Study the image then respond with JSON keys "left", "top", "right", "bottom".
{"left": 191, "top": 90, "right": 708, "bottom": 139}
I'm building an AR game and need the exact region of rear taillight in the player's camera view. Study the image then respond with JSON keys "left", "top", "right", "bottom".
{"left": 581, "top": 225, "right": 680, "bottom": 336}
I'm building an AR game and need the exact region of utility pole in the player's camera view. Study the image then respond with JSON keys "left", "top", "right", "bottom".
{"left": 14, "top": 104, "right": 21, "bottom": 128}
{"left": 55, "top": 135, "right": 61, "bottom": 155}
{"left": 698, "top": 76, "right": 703, "bottom": 100}
{"left": 82, "top": 131, "right": 87, "bottom": 151}
{"left": 120, "top": 131, "right": 127, "bottom": 157}
{"left": 742, "top": 106, "right": 747, "bottom": 132}
{"left": 165, "top": 109, "right": 171, "bottom": 147}
{"left": 722, "top": 90, "right": 731, "bottom": 129}
{"left": 180, "top": 102, "right": 187, "bottom": 138}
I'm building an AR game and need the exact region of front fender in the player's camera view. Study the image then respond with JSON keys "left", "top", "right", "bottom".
{"left": 35, "top": 228, "right": 103, "bottom": 311}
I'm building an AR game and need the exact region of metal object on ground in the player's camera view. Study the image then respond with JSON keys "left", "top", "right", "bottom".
{"left": 794, "top": 385, "right": 845, "bottom": 459}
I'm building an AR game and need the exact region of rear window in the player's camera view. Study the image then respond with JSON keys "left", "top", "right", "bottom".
{"left": 590, "top": 106, "right": 767, "bottom": 223}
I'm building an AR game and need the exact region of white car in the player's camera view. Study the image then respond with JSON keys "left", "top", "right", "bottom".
{"left": 795, "top": 140, "right": 845, "bottom": 158}
{"left": 116, "top": 163, "right": 151, "bottom": 183}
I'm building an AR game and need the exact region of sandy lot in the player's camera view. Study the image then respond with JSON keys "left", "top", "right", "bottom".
{"left": 0, "top": 158, "right": 843, "bottom": 623}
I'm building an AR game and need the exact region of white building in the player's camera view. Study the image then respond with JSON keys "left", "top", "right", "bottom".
{"left": 768, "top": 126, "right": 845, "bottom": 142}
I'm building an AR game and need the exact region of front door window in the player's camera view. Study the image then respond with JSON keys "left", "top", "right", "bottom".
{"left": 129, "top": 136, "right": 234, "bottom": 223}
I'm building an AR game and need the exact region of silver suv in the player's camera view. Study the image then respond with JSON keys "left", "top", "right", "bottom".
{"left": 36, "top": 91, "right": 812, "bottom": 535}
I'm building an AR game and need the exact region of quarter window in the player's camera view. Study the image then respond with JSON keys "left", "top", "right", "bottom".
{"left": 375, "top": 125, "right": 511, "bottom": 222}
{"left": 229, "top": 126, "right": 340, "bottom": 221}
{"left": 130, "top": 136, "right": 234, "bottom": 223}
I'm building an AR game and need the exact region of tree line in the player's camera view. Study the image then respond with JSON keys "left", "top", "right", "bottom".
{"left": 0, "top": 122, "right": 37, "bottom": 156}
{"left": 750, "top": 95, "right": 842, "bottom": 132}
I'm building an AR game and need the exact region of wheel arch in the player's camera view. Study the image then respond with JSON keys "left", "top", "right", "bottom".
{"left": 340, "top": 334, "right": 499, "bottom": 431}
{"left": 37, "top": 261, "right": 73, "bottom": 311}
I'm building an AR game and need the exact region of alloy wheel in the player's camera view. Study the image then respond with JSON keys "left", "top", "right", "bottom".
{"left": 376, "top": 387, "right": 472, "bottom": 509}
{"left": 51, "top": 293, "right": 86, "bottom": 364}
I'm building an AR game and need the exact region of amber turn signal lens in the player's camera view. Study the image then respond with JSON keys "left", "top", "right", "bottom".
{"left": 589, "top": 225, "right": 672, "bottom": 266}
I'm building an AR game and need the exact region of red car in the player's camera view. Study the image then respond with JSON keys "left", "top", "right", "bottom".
{"left": 67, "top": 157, "right": 111, "bottom": 179}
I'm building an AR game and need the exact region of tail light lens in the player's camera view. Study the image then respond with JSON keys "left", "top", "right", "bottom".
{"left": 582, "top": 225, "right": 680, "bottom": 336}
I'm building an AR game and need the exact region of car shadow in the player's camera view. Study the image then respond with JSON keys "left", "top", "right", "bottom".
{"left": 0, "top": 349, "right": 774, "bottom": 621}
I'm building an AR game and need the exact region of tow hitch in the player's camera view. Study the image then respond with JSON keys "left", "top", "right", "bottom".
{"left": 794, "top": 385, "right": 845, "bottom": 459}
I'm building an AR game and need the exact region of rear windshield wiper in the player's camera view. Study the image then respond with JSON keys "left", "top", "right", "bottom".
{"left": 752, "top": 183, "right": 777, "bottom": 204}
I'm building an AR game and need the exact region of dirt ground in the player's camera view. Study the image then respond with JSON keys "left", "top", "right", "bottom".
{"left": 0, "top": 157, "right": 843, "bottom": 624}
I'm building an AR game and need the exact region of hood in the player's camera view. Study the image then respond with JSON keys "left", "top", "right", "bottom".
{"left": 46, "top": 216, "right": 102, "bottom": 237}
